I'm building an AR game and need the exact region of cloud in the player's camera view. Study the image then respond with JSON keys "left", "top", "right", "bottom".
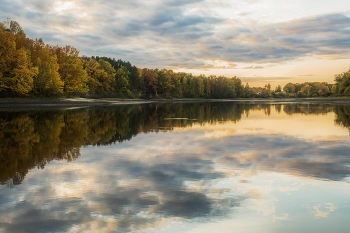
{"left": 298, "top": 74, "right": 314, "bottom": 77}
{"left": 243, "top": 65, "right": 264, "bottom": 69}
{"left": 219, "top": 135, "right": 350, "bottom": 181}
{"left": 312, "top": 203, "right": 336, "bottom": 218}
{"left": 0, "top": 150, "right": 242, "bottom": 232}
{"left": 274, "top": 214, "right": 289, "bottom": 221}
{"left": 1, "top": 191, "right": 92, "bottom": 233}
{"left": 0, "top": 153, "right": 241, "bottom": 232}
{"left": 240, "top": 76, "right": 295, "bottom": 83}
{"left": 1, "top": 0, "right": 349, "bottom": 69}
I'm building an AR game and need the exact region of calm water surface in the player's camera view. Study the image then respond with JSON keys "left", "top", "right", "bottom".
{"left": 1, "top": 102, "right": 350, "bottom": 233}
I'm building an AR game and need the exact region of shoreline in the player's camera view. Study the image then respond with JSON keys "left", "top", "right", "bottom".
{"left": 0, "top": 97, "right": 350, "bottom": 111}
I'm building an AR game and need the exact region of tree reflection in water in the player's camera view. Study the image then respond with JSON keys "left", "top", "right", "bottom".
{"left": 0, "top": 102, "right": 349, "bottom": 187}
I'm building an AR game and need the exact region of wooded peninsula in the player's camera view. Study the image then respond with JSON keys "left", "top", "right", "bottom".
{"left": 1, "top": 20, "right": 350, "bottom": 99}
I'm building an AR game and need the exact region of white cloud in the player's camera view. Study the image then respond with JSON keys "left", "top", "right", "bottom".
{"left": 312, "top": 203, "right": 336, "bottom": 218}
{"left": 1, "top": 0, "right": 350, "bottom": 84}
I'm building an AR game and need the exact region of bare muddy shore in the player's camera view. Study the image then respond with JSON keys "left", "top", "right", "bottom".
{"left": 0, "top": 98, "right": 151, "bottom": 111}
{"left": 0, "top": 97, "right": 350, "bottom": 111}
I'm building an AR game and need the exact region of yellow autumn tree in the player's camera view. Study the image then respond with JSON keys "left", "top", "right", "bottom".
{"left": 0, "top": 29, "right": 38, "bottom": 96}
{"left": 84, "top": 58, "right": 114, "bottom": 95}
{"left": 55, "top": 45, "right": 89, "bottom": 96}
{"left": 33, "top": 44, "right": 64, "bottom": 96}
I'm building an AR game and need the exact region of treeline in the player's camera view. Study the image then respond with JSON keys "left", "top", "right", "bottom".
{"left": 244, "top": 74, "right": 350, "bottom": 98}
{"left": 1, "top": 20, "right": 350, "bottom": 99}
{"left": 0, "top": 20, "right": 243, "bottom": 99}
{"left": 279, "top": 82, "right": 333, "bottom": 98}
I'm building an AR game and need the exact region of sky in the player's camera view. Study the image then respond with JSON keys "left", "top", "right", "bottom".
{"left": 1, "top": 0, "right": 350, "bottom": 86}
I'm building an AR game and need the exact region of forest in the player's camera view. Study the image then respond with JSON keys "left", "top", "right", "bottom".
{"left": 1, "top": 20, "right": 350, "bottom": 99}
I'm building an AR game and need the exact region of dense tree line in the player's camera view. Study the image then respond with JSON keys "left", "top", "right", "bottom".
{"left": 279, "top": 82, "right": 333, "bottom": 98}
{"left": 0, "top": 20, "right": 243, "bottom": 99}
{"left": 1, "top": 20, "right": 350, "bottom": 99}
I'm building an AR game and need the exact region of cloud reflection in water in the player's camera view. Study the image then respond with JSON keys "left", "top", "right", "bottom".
{"left": 0, "top": 103, "right": 350, "bottom": 233}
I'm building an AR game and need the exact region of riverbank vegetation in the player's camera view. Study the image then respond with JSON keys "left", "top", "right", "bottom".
{"left": 1, "top": 20, "right": 350, "bottom": 99}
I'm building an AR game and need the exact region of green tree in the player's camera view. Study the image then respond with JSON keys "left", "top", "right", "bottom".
{"left": 115, "top": 66, "right": 130, "bottom": 95}
{"left": 95, "top": 57, "right": 141, "bottom": 97}
{"left": 204, "top": 76, "right": 211, "bottom": 98}
{"left": 197, "top": 75, "right": 205, "bottom": 97}
{"left": 275, "top": 85, "right": 282, "bottom": 93}
{"left": 55, "top": 45, "right": 89, "bottom": 96}
{"left": 141, "top": 68, "right": 158, "bottom": 98}
{"left": 156, "top": 69, "right": 172, "bottom": 98}
{"left": 243, "top": 83, "right": 252, "bottom": 98}
{"left": 84, "top": 58, "right": 114, "bottom": 95}
{"left": 333, "top": 69, "right": 350, "bottom": 94}
{"left": 283, "top": 83, "right": 296, "bottom": 96}
{"left": 232, "top": 77, "right": 243, "bottom": 98}
{"left": 98, "top": 59, "right": 116, "bottom": 87}
{"left": 265, "top": 83, "right": 272, "bottom": 97}
{"left": 300, "top": 84, "right": 311, "bottom": 97}
{"left": 33, "top": 45, "right": 63, "bottom": 96}
{"left": 171, "top": 72, "right": 182, "bottom": 98}
{"left": 344, "top": 86, "right": 350, "bottom": 95}
{"left": 188, "top": 74, "right": 198, "bottom": 97}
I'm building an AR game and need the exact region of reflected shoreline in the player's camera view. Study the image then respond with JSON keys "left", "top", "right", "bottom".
{"left": 1, "top": 102, "right": 350, "bottom": 233}
{"left": 1, "top": 102, "right": 350, "bottom": 187}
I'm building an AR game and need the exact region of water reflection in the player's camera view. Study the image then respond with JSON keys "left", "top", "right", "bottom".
{"left": 1, "top": 103, "right": 350, "bottom": 185}
{"left": 0, "top": 103, "right": 350, "bottom": 233}
{"left": 334, "top": 105, "right": 350, "bottom": 131}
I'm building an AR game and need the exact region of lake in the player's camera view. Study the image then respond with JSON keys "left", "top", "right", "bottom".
{"left": 1, "top": 102, "right": 350, "bottom": 233}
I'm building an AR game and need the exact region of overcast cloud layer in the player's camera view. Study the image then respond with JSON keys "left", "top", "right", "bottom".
{"left": 1, "top": 0, "right": 350, "bottom": 81}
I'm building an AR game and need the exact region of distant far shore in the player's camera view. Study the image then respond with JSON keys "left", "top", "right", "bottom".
{"left": 0, "top": 97, "right": 350, "bottom": 111}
